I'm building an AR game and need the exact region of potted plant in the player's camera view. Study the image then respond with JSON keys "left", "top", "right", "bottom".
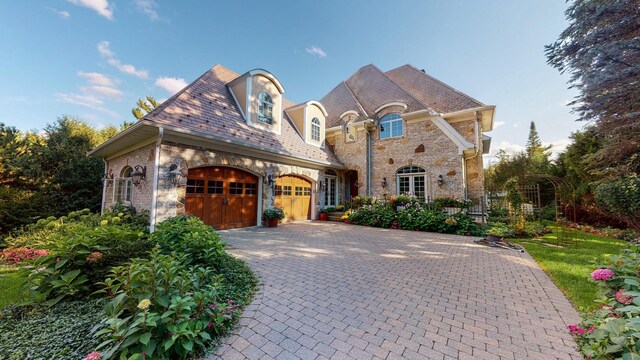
{"left": 319, "top": 208, "right": 329, "bottom": 221}
{"left": 263, "top": 207, "right": 285, "bottom": 227}
{"left": 485, "top": 222, "right": 510, "bottom": 242}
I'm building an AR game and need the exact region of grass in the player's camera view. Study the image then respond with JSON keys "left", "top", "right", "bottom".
{"left": 0, "top": 266, "right": 25, "bottom": 308}
{"left": 511, "top": 223, "right": 627, "bottom": 311}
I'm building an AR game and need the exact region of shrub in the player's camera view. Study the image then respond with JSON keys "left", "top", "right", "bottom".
{"left": 432, "top": 197, "right": 472, "bottom": 209}
{"left": 262, "top": 207, "right": 285, "bottom": 220}
{"left": 595, "top": 175, "right": 640, "bottom": 230}
{"left": 22, "top": 219, "right": 151, "bottom": 305}
{"left": 151, "top": 215, "right": 225, "bottom": 266}
{"left": 0, "top": 300, "right": 105, "bottom": 360}
{"left": 569, "top": 244, "right": 640, "bottom": 359}
{"left": 348, "top": 202, "right": 485, "bottom": 236}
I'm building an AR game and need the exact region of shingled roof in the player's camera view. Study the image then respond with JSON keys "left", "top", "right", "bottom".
{"left": 143, "top": 64, "right": 341, "bottom": 165}
{"left": 321, "top": 63, "right": 485, "bottom": 127}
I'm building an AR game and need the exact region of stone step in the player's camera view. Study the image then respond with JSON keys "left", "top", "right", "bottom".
{"left": 326, "top": 211, "right": 345, "bottom": 222}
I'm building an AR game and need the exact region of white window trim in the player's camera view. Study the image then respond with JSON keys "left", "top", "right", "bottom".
{"left": 258, "top": 92, "right": 274, "bottom": 125}
{"left": 311, "top": 117, "right": 321, "bottom": 142}
{"left": 396, "top": 173, "right": 427, "bottom": 200}
{"left": 379, "top": 114, "right": 404, "bottom": 139}
{"left": 112, "top": 177, "right": 133, "bottom": 205}
{"left": 324, "top": 174, "right": 338, "bottom": 207}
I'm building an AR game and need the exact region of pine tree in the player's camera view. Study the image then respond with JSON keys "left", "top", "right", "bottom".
{"left": 132, "top": 96, "right": 160, "bottom": 120}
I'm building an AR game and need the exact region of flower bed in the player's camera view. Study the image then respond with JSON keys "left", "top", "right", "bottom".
{"left": 558, "top": 219, "right": 638, "bottom": 242}
{"left": 346, "top": 200, "right": 485, "bottom": 236}
{"left": 0, "top": 210, "right": 257, "bottom": 360}
{"left": 568, "top": 244, "right": 640, "bottom": 358}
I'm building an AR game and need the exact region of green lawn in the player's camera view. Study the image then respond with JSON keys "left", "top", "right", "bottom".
{"left": 512, "top": 224, "right": 627, "bottom": 311}
{"left": 0, "top": 266, "right": 25, "bottom": 308}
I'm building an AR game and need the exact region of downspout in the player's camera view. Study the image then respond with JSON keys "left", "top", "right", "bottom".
{"left": 101, "top": 159, "right": 108, "bottom": 214}
{"left": 149, "top": 127, "right": 164, "bottom": 232}
{"left": 366, "top": 122, "right": 373, "bottom": 197}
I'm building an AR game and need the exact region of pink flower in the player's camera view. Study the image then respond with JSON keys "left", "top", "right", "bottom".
{"left": 83, "top": 352, "right": 101, "bottom": 360}
{"left": 591, "top": 268, "right": 614, "bottom": 281}
{"left": 86, "top": 251, "right": 104, "bottom": 262}
{"left": 615, "top": 289, "right": 634, "bottom": 305}
{"left": 568, "top": 325, "right": 585, "bottom": 335}
{"left": 568, "top": 325, "right": 577, "bottom": 331}
{"left": 588, "top": 326, "right": 596, "bottom": 332}
{"left": 209, "top": 304, "right": 216, "bottom": 310}
{"left": 207, "top": 322, "right": 213, "bottom": 328}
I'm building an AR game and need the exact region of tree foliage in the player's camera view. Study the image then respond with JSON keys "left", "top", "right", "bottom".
{"left": 546, "top": 0, "right": 640, "bottom": 175}
{"left": 595, "top": 175, "right": 640, "bottom": 230}
{"left": 0, "top": 117, "right": 118, "bottom": 234}
{"left": 131, "top": 96, "right": 159, "bottom": 120}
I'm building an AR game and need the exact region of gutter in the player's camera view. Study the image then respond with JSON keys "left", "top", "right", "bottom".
{"left": 149, "top": 127, "right": 164, "bottom": 232}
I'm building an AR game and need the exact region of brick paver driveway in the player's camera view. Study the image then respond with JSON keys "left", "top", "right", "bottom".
{"left": 211, "top": 222, "right": 582, "bottom": 360}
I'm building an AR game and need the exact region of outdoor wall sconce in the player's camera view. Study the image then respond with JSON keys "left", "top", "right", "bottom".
{"left": 102, "top": 169, "right": 114, "bottom": 182}
{"left": 267, "top": 174, "right": 276, "bottom": 188}
{"left": 131, "top": 165, "right": 147, "bottom": 186}
{"left": 381, "top": 177, "right": 388, "bottom": 189}
{"left": 437, "top": 174, "right": 444, "bottom": 187}
{"left": 168, "top": 164, "right": 183, "bottom": 187}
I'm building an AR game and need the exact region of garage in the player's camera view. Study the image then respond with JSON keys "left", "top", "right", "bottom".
{"left": 274, "top": 175, "right": 312, "bottom": 222}
{"left": 185, "top": 167, "right": 258, "bottom": 230}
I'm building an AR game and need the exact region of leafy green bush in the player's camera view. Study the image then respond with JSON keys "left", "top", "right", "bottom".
{"left": 0, "top": 300, "right": 105, "bottom": 360}
{"left": 262, "top": 207, "right": 285, "bottom": 220}
{"left": 151, "top": 215, "right": 225, "bottom": 266}
{"left": 23, "top": 223, "right": 151, "bottom": 304}
{"left": 432, "top": 197, "right": 472, "bottom": 209}
{"left": 595, "top": 175, "right": 640, "bottom": 230}
{"left": 569, "top": 244, "right": 640, "bottom": 358}
{"left": 347, "top": 202, "right": 485, "bottom": 236}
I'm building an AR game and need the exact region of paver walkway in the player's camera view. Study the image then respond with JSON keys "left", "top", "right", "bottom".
{"left": 211, "top": 222, "right": 582, "bottom": 360}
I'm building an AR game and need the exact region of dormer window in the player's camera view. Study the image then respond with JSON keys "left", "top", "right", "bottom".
{"left": 379, "top": 113, "right": 403, "bottom": 139}
{"left": 311, "top": 117, "right": 321, "bottom": 142}
{"left": 258, "top": 92, "right": 273, "bottom": 124}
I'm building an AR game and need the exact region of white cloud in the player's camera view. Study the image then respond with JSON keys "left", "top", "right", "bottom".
{"left": 493, "top": 121, "right": 506, "bottom": 129}
{"left": 54, "top": 9, "right": 71, "bottom": 19}
{"left": 54, "top": 92, "right": 104, "bottom": 107}
{"left": 67, "top": 0, "right": 112, "bottom": 20}
{"left": 155, "top": 76, "right": 187, "bottom": 95}
{"left": 97, "top": 41, "right": 149, "bottom": 79}
{"left": 305, "top": 46, "right": 327, "bottom": 58}
{"left": 543, "top": 138, "right": 572, "bottom": 159}
{"left": 81, "top": 85, "right": 122, "bottom": 97}
{"left": 135, "top": 0, "right": 160, "bottom": 20}
{"left": 77, "top": 71, "right": 115, "bottom": 87}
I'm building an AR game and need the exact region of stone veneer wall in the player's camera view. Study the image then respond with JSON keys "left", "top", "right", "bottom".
{"left": 329, "top": 119, "right": 466, "bottom": 201}
{"left": 451, "top": 120, "right": 485, "bottom": 204}
{"left": 154, "top": 142, "right": 321, "bottom": 224}
{"left": 103, "top": 143, "right": 156, "bottom": 211}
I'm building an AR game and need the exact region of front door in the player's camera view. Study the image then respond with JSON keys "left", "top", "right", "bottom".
{"left": 185, "top": 167, "right": 258, "bottom": 230}
{"left": 274, "top": 175, "right": 311, "bottom": 222}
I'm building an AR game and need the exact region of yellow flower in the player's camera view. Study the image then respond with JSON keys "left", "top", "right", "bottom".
{"left": 137, "top": 299, "right": 151, "bottom": 310}
{"left": 100, "top": 220, "right": 109, "bottom": 226}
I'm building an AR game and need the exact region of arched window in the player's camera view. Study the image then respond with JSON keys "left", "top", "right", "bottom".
{"left": 311, "top": 117, "right": 321, "bottom": 142}
{"left": 379, "top": 113, "right": 403, "bottom": 139}
{"left": 258, "top": 92, "right": 273, "bottom": 124}
{"left": 396, "top": 166, "right": 426, "bottom": 202}
{"left": 115, "top": 166, "right": 133, "bottom": 203}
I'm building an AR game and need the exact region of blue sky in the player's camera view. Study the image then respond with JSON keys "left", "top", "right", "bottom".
{"left": 0, "top": 1, "right": 581, "bottom": 163}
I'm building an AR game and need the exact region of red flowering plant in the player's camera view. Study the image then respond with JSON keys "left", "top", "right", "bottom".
{"left": 569, "top": 244, "right": 640, "bottom": 359}
{"left": 0, "top": 247, "right": 50, "bottom": 264}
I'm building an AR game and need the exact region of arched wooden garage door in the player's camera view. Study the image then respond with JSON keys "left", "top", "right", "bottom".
{"left": 185, "top": 167, "right": 258, "bottom": 230}
{"left": 274, "top": 175, "right": 312, "bottom": 222}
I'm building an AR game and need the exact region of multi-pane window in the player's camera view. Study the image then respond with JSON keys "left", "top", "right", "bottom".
{"left": 379, "top": 113, "right": 403, "bottom": 139}
{"left": 258, "top": 92, "right": 273, "bottom": 124}
{"left": 396, "top": 166, "right": 427, "bottom": 202}
{"left": 207, "top": 180, "right": 223, "bottom": 194}
{"left": 304, "top": 187, "right": 311, "bottom": 196}
{"left": 283, "top": 186, "right": 292, "bottom": 196}
{"left": 324, "top": 173, "right": 337, "bottom": 207}
{"left": 295, "top": 186, "right": 303, "bottom": 196}
{"left": 186, "top": 179, "right": 205, "bottom": 194}
{"left": 115, "top": 166, "right": 133, "bottom": 203}
{"left": 274, "top": 185, "right": 282, "bottom": 196}
{"left": 245, "top": 183, "right": 257, "bottom": 195}
{"left": 229, "top": 182, "right": 243, "bottom": 195}
{"left": 311, "top": 117, "right": 321, "bottom": 142}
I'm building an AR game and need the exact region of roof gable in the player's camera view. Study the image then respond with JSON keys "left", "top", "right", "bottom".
{"left": 143, "top": 65, "right": 340, "bottom": 165}
{"left": 384, "top": 64, "right": 484, "bottom": 113}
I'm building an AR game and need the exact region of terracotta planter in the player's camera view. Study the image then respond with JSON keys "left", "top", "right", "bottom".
{"left": 266, "top": 218, "right": 279, "bottom": 227}
{"left": 319, "top": 213, "right": 328, "bottom": 221}
{"left": 485, "top": 235, "right": 502, "bottom": 242}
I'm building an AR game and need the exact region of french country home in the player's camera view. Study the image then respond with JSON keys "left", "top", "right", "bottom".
{"left": 89, "top": 64, "right": 495, "bottom": 230}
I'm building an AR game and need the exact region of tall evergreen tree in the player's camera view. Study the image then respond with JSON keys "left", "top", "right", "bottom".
{"left": 132, "top": 96, "right": 160, "bottom": 120}
{"left": 546, "top": 0, "right": 640, "bottom": 175}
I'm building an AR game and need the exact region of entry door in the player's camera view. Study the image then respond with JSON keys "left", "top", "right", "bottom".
{"left": 185, "top": 167, "right": 258, "bottom": 230}
{"left": 274, "top": 176, "right": 311, "bottom": 222}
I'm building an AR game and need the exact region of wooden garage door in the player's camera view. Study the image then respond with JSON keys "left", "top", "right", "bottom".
{"left": 185, "top": 167, "right": 258, "bottom": 230}
{"left": 274, "top": 175, "right": 311, "bottom": 222}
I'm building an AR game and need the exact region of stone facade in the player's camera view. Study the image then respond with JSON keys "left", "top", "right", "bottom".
{"left": 103, "top": 143, "right": 156, "bottom": 211}
{"left": 328, "top": 118, "right": 484, "bottom": 203}
{"left": 154, "top": 142, "right": 321, "bottom": 224}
